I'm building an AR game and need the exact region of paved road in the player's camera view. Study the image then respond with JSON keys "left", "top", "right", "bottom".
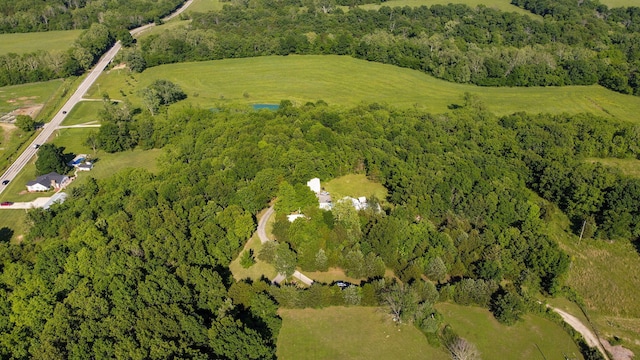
{"left": 256, "top": 205, "right": 314, "bottom": 286}
{"left": 0, "top": 0, "right": 194, "bottom": 196}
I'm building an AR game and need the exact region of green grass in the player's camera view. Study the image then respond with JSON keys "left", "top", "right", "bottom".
{"left": 137, "top": 20, "right": 192, "bottom": 39}
{"left": 599, "top": 0, "right": 640, "bottom": 7}
{"left": 0, "top": 210, "right": 29, "bottom": 244}
{"left": 186, "top": 0, "right": 224, "bottom": 13}
{"left": 60, "top": 101, "right": 103, "bottom": 126}
{"left": 436, "top": 303, "right": 584, "bottom": 360}
{"left": 323, "top": 174, "right": 388, "bottom": 202}
{"left": 586, "top": 158, "right": 640, "bottom": 179}
{"left": 93, "top": 55, "right": 640, "bottom": 123}
{"left": 230, "top": 207, "right": 278, "bottom": 281}
{"left": 277, "top": 306, "right": 449, "bottom": 360}
{"left": 0, "top": 30, "right": 83, "bottom": 55}
{"left": 304, "top": 267, "right": 364, "bottom": 284}
{"left": 360, "top": 0, "right": 539, "bottom": 18}
{"left": 0, "top": 79, "right": 64, "bottom": 115}
{"left": 546, "top": 205, "right": 640, "bottom": 354}
{"left": 229, "top": 234, "right": 278, "bottom": 281}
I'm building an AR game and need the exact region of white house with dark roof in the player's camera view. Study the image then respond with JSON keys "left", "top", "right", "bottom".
{"left": 26, "top": 172, "right": 69, "bottom": 192}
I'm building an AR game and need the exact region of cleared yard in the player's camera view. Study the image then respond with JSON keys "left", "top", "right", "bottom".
{"left": 436, "top": 303, "right": 584, "bottom": 360}
{"left": 323, "top": 174, "right": 388, "bottom": 202}
{"left": 0, "top": 30, "right": 82, "bottom": 55}
{"left": 277, "top": 306, "right": 449, "bottom": 360}
{"left": 586, "top": 158, "right": 640, "bottom": 179}
{"left": 92, "top": 55, "right": 640, "bottom": 124}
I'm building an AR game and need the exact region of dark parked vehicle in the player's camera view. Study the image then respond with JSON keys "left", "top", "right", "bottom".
{"left": 1, "top": 202, "right": 13, "bottom": 206}
{"left": 333, "top": 281, "right": 353, "bottom": 289}
{"left": 1, "top": 180, "right": 9, "bottom": 185}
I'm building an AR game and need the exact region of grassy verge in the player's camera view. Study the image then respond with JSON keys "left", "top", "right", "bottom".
{"left": 93, "top": 55, "right": 640, "bottom": 124}
{"left": 277, "top": 306, "right": 449, "bottom": 360}
{"left": 586, "top": 158, "right": 640, "bottom": 179}
{"left": 599, "top": 0, "right": 640, "bottom": 7}
{"left": 323, "top": 174, "right": 388, "bottom": 202}
{"left": 0, "top": 162, "right": 47, "bottom": 203}
{"left": 60, "top": 101, "right": 103, "bottom": 126}
{"left": 436, "top": 303, "right": 584, "bottom": 360}
{"left": 0, "top": 30, "right": 82, "bottom": 55}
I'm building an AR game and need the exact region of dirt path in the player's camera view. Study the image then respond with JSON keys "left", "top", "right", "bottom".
{"left": 551, "top": 307, "right": 609, "bottom": 360}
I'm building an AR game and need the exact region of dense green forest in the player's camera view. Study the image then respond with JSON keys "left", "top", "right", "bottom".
{"left": 0, "top": 0, "right": 186, "bottom": 33}
{"left": 1, "top": 99, "right": 639, "bottom": 357}
{"left": 124, "top": 0, "right": 640, "bottom": 95}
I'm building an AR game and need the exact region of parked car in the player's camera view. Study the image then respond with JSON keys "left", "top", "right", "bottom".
{"left": 1, "top": 202, "right": 13, "bottom": 206}
{"left": 1, "top": 180, "right": 9, "bottom": 185}
{"left": 33, "top": 144, "right": 40, "bottom": 149}
{"left": 333, "top": 281, "right": 352, "bottom": 289}
{"left": 62, "top": 111, "right": 67, "bottom": 114}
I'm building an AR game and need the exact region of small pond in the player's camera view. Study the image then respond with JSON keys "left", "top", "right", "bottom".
{"left": 252, "top": 103, "right": 280, "bottom": 111}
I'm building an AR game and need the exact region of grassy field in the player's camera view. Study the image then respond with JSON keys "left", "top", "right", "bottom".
{"left": 60, "top": 101, "right": 103, "bottom": 126}
{"left": 186, "top": 0, "right": 224, "bottom": 13}
{"left": 360, "top": 0, "right": 538, "bottom": 18}
{"left": 0, "top": 79, "right": 64, "bottom": 115}
{"left": 323, "top": 174, "right": 388, "bottom": 202}
{"left": 586, "top": 158, "right": 640, "bottom": 179}
{"left": 599, "top": 0, "right": 640, "bottom": 7}
{"left": 436, "top": 303, "right": 584, "bottom": 360}
{"left": 92, "top": 55, "right": 640, "bottom": 123}
{"left": 0, "top": 30, "right": 82, "bottom": 56}
{"left": 546, "top": 205, "right": 640, "bottom": 354}
{"left": 0, "top": 210, "right": 29, "bottom": 244}
{"left": 277, "top": 306, "right": 449, "bottom": 360}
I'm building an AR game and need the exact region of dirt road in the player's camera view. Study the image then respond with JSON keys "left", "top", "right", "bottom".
{"left": 551, "top": 307, "right": 609, "bottom": 360}
{"left": 256, "top": 206, "right": 314, "bottom": 286}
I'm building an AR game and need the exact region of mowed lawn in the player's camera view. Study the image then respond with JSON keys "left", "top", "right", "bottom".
{"left": 277, "top": 306, "right": 449, "bottom": 360}
{"left": 360, "top": 0, "right": 538, "bottom": 18}
{"left": 323, "top": 174, "right": 388, "bottom": 202}
{"left": 60, "top": 101, "right": 103, "bottom": 126}
{"left": 0, "top": 30, "right": 82, "bottom": 55}
{"left": 93, "top": 55, "right": 640, "bottom": 123}
{"left": 436, "top": 303, "right": 584, "bottom": 360}
{"left": 599, "top": 0, "right": 640, "bottom": 7}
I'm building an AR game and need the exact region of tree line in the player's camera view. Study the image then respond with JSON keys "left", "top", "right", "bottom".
{"left": 125, "top": 0, "right": 640, "bottom": 95}
{"left": 0, "top": 0, "right": 186, "bottom": 33}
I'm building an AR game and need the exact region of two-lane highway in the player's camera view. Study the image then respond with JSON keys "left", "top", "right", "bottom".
{"left": 0, "top": 0, "right": 194, "bottom": 196}
{"left": 0, "top": 42, "right": 121, "bottom": 196}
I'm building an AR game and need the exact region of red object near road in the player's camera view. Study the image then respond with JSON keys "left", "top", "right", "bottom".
{"left": 1, "top": 201, "right": 13, "bottom": 206}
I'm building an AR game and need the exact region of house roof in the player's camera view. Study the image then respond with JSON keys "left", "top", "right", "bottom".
{"left": 26, "top": 172, "right": 67, "bottom": 187}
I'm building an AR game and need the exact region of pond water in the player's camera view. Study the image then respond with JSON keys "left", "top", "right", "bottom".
{"left": 252, "top": 104, "right": 279, "bottom": 111}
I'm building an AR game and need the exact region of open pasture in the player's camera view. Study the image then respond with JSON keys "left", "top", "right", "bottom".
{"left": 277, "top": 306, "right": 448, "bottom": 360}
{"left": 0, "top": 30, "right": 82, "bottom": 56}
{"left": 92, "top": 55, "right": 640, "bottom": 124}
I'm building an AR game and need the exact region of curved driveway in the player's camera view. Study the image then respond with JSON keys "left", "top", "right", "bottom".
{"left": 257, "top": 205, "right": 314, "bottom": 286}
